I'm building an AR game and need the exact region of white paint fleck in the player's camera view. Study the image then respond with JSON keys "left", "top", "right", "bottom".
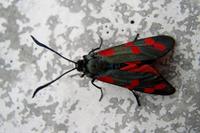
{"left": 0, "top": 0, "right": 14, "bottom": 8}
{"left": 0, "top": 17, "right": 7, "bottom": 34}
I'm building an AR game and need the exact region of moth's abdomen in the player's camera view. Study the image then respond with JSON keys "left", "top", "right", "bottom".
{"left": 106, "top": 63, "right": 126, "bottom": 70}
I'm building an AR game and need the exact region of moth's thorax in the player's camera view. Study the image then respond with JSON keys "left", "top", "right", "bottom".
{"left": 86, "top": 58, "right": 108, "bottom": 74}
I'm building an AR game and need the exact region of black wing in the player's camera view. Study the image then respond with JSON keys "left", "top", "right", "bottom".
{"left": 96, "top": 35, "right": 175, "bottom": 63}
{"left": 96, "top": 64, "right": 175, "bottom": 95}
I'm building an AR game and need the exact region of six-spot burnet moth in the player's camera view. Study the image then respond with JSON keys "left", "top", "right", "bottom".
{"left": 30, "top": 34, "right": 176, "bottom": 106}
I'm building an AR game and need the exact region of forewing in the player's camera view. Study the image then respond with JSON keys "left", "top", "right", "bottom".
{"left": 95, "top": 64, "right": 175, "bottom": 95}
{"left": 96, "top": 35, "right": 175, "bottom": 63}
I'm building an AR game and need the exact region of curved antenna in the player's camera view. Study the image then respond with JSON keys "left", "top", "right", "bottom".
{"left": 32, "top": 67, "right": 76, "bottom": 98}
{"left": 30, "top": 35, "right": 77, "bottom": 64}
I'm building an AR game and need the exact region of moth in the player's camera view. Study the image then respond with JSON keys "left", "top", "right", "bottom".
{"left": 31, "top": 34, "right": 175, "bottom": 106}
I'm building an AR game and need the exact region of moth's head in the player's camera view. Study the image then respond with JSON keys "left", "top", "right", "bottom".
{"left": 76, "top": 60, "right": 84, "bottom": 72}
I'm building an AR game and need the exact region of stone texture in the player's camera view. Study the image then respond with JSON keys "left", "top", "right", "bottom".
{"left": 0, "top": 0, "right": 200, "bottom": 132}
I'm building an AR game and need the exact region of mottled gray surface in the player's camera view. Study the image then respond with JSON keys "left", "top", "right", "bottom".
{"left": 0, "top": 0, "right": 200, "bottom": 132}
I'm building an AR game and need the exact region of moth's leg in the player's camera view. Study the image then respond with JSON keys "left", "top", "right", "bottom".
{"left": 134, "top": 33, "right": 140, "bottom": 41}
{"left": 91, "top": 79, "right": 103, "bottom": 101}
{"left": 70, "top": 73, "right": 85, "bottom": 78}
{"left": 88, "top": 36, "right": 103, "bottom": 55}
{"left": 80, "top": 74, "right": 85, "bottom": 77}
{"left": 70, "top": 73, "right": 82, "bottom": 78}
{"left": 131, "top": 90, "right": 141, "bottom": 106}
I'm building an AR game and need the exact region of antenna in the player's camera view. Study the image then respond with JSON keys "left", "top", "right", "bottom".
{"left": 30, "top": 35, "right": 78, "bottom": 98}
{"left": 32, "top": 67, "right": 76, "bottom": 98}
{"left": 30, "top": 35, "right": 77, "bottom": 64}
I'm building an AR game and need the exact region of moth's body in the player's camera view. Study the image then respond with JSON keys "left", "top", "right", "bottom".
{"left": 76, "top": 35, "right": 175, "bottom": 96}
{"left": 31, "top": 34, "right": 176, "bottom": 106}
{"left": 78, "top": 54, "right": 125, "bottom": 78}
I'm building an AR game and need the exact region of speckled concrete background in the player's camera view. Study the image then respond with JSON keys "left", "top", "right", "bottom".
{"left": 0, "top": 0, "right": 200, "bottom": 133}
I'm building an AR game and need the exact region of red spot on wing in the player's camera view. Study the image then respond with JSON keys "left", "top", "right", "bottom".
{"left": 124, "top": 64, "right": 159, "bottom": 75}
{"left": 125, "top": 80, "right": 140, "bottom": 90}
{"left": 120, "top": 62, "right": 137, "bottom": 71}
{"left": 153, "top": 42, "right": 166, "bottom": 51}
{"left": 97, "top": 76, "right": 114, "bottom": 84}
{"left": 130, "top": 80, "right": 140, "bottom": 87}
{"left": 143, "top": 83, "right": 167, "bottom": 93}
{"left": 138, "top": 65, "right": 159, "bottom": 75}
{"left": 145, "top": 38, "right": 166, "bottom": 51}
{"left": 98, "top": 48, "right": 115, "bottom": 57}
{"left": 131, "top": 46, "right": 141, "bottom": 54}
{"left": 154, "top": 83, "right": 166, "bottom": 90}
{"left": 125, "top": 42, "right": 134, "bottom": 47}
{"left": 144, "top": 38, "right": 155, "bottom": 46}
{"left": 124, "top": 42, "right": 141, "bottom": 54}
{"left": 144, "top": 88, "right": 155, "bottom": 93}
